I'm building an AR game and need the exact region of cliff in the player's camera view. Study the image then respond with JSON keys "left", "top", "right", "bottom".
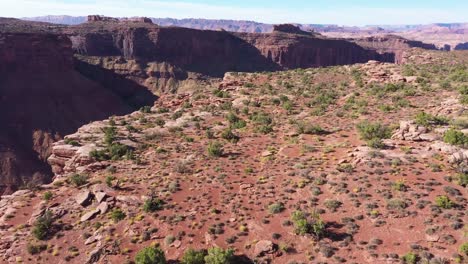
{"left": 0, "top": 31, "right": 156, "bottom": 194}
{"left": 349, "top": 35, "right": 438, "bottom": 63}
{"left": 65, "top": 21, "right": 392, "bottom": 78}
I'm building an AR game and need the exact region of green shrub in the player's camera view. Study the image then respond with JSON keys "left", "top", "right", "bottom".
{"left": 414, "top": 112, "right": 449, "bottom": 127}
{"left": 110, "top": 208, "right": 126, "bottom": 222}
{"left": 135, "top": 246, "right": 166, "bottom": 264}
{"left": 213, "top": 89, "right": 230, "bottom": 98}
{"left": 455, "top": 173, "right": 468, "bottom": 187}
{"left": 435, "top": 195, "right": 454, "bottom": 209}
{"left": 221, "top": 128, "right": 240, "bottom": 143}
{"left": 459, "top": 85, "right": 468, "bottom": 104}
{"left": 356, "top": 121, "right": 391, "bottom": 148}
{"left": 143, "top": 196, "right": 165, "bottom": 213}
{"left": 26, "top": 243, "right": 47, "bottom": 255}
{"left": 43, "top": 191, "right": 53, "bottom": 201}
{"left": 68, "top": 174, "right": 87, "bottom": 187}
{"left": 105, "top": 175, "right": 116, "bottom": 187}
{"left": 402, "top": 252, "right": 418, "bottom": 264}
{"left": 204, "top": 247, "right": 234, "bottom": 264}
{"left": 443, "top": 129, "right": 468, "bottom": 146}
{"left": 268, "top": 203, "right": 285, "bottom": 214}
{"left": 226, "top": 112, "right": 247, "bottom": 129}
{"left": 64, "top": 138, "right": 80, "bottom": 146}
{"left": 290, "top": 210, "right": 325, "bottom": 239}
{"left": 460, "top": 242, "right": 468, "bottom": 256}
{"left": 207, "top": 142, "right": 224, "bottom": 157}
{"left": 32, "top": 211, "right": 53, "bottom": 240}
{"left": 102, "top": 126, "right": 117, "bottom": 145}
{"left": 181, "top": 248, "right": 206, "bottom": 264}
{"left": 140, "top": 106, "right": 152, "bottom": 113}
{"left": 296, "top": 122, "right": 327, "bottom": 135}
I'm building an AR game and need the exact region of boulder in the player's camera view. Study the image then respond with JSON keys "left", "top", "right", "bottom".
{"left": 254, "top": 240, "right": 277, "bottom": 257}
{"left": 96, "top": 202, "right": 109, "bottom": 214}
{"left": 75, "top": 190, "right": 92, "bottom": 206}
{"left": 80, "top": 209, "right": 99, "bottom": 222}
{"left": 95, "top": 192, "right": 107, "bottom": 203}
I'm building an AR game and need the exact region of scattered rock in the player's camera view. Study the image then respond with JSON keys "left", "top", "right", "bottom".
{"left": 95, "top": 192, "right": 107, "bottom": 203}
{"left": 75, "top": 190, "right": 92, "bottom": 206}
{"left": 80, "top": 209, "right": 99, "bottom": 222}
{"left": 254, "top": 240, "right": 277, "bottom": 257}
{"left": 96, "top": 202, "right": 109, "bottom": 214}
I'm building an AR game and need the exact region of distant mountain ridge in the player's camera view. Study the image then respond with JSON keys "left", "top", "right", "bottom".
{"left": 20, "top": 15, "right": 468, "bottom": 50}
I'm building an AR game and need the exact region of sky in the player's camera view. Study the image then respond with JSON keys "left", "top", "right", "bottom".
{"left": 0, "top": 0, "right": 467, "bottom": 26}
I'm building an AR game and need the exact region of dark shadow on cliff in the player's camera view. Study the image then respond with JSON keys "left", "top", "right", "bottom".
{"left": 74, "top": 58, "right": 158, "bottom": 107}
{"left": 0, "top": 64, "right": 157, "bottom": 195}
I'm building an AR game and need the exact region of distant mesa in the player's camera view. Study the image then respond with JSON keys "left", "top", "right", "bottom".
{"left": 87, "top": 15, "right": 153, "bottom": 24}
{"left": 273, "top": 24, "right": 310, "bottom": 34}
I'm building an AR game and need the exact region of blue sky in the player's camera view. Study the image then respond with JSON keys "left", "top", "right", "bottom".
{"left": 1, "top": 0, "right": 467, "bottom": 26}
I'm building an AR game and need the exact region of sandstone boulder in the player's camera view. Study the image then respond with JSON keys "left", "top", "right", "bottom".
{"left": 254, "top": 240, "right": 277, "bottom": 257}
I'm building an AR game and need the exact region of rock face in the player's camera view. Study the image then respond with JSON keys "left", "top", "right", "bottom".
{"left": 236, "top": 31, "right": 392, "bottom": 69}
{"left": 64, "top": 20, "right": 394, "bottom": 71}
{"left": 0, "top": 28, "right": 156, "bottom": 194}
{"left": 350, "top": 35, "right": 437, "bottom": 63}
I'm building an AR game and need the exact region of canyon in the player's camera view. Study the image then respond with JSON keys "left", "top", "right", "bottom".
{"left": 0, "top": 16, "right": 444, "bottom": 194}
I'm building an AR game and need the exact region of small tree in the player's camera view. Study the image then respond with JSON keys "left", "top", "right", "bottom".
{"left": 207, "top": 141, "right": 224, "bottom": 157}
{"left": 143, "top": 195, "right": 165, "bottom": 213}
{"left": 32, "top": 211, "right": 53, "bottom": 240}
{"left": 181, "top": 248, "right": 206, "bottom": 264}
{"left": 204, "top": 247, "right": 234, "bottom": 264}
{"left": 135, "top": 246, "right": 166, "bottom": 264}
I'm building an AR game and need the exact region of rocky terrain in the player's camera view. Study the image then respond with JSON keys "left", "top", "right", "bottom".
{"left": 0, "top": 46, "right": 466, "bottom": 263}
{"left": 23, "top": 16, "right": 468, "bottom": 50}
{"left": 1, "top": 16, "right": 418, "bottom": 195}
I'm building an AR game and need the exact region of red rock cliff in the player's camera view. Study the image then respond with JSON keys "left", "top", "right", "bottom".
{"left": 0, "top": 32, "right": 156, "bottom": 194}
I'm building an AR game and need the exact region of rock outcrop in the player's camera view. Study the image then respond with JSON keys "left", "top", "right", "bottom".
{"left": 350, "top": 35, "right": 437, "bottom": 63}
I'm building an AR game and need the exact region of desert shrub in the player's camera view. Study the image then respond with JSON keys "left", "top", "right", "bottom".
{"left": 402, "top": 252, "right": 418, "bottom": 264}
{"left": 356, "top": 121, "right": 391, "bottom": 148}
{"left": 207, "top": 141, "right": 224, "bottom": 157}
{"left": 443, "top": 129, "right": 468, "bottom": 146}
{"left": 460, "top": 242, "right": 468, "bottom": 256}
{"left": 415, "top": 112, "right": 449, "bottom": 127}
{"left": 296, "top": 122, "right": 327, "bottom": 135}
{"left": 204, "top": 247, "right": 234, "bottom": 264}
{"left": 324, "top": 199, "right": 342, "bottom": 212}
{"left": 291, "top": 210, "right": 325, "bottom": 239}
{"left": 268, "top": 202, "right": 285, "bottom": 214}
{"left": 459, "top": 85, "right": 468, "bottom": 104}
{"left": 387, "top": 199, "right": 408, "bottom": 210}
{"left": 455, "top": 173, "right": 468, "bottom": 187}
{"left": 213, "top": 89, "right": 230, "bottom": 98}
{"left": 140, "top": 106, "right": 152, "bottom": 113}
{"left": 105, "top": 175, "right": 116, "bottom": 187}
{"left": 32, "top": 211, "right": 53, "bottom": 240}
{"left": 102, "top": 126, "right": 117, "bottom": 145}
{"left": 110, "top": 208, "right": 126, "bottom": 222}
{"left": 392, "top": 179, "right": 407, "bottom": 191}
{"left": 43, "top": 191, "right": 53, "bottom": 201}
{"left": 181, "top": 248, "right": 206, "bottom": 264}
{"left": 435, "top": 195, "right": 453, "bottom": 209}
{"left": 68, "top": 174, "right": 88, "bottom": 187}
{"left": 226, "top": 112, "right": 246, "bottom": 129}
{"left": 64, "top": 138, "right": 80, "bottom": 146}
{"left": 143, "top": 196, "right": 165, "bottom": 213}
{"left": 26, "top": 243, "right": 47, "bottom": 255}
{"left": 221, "top": 128, "right": 240, "bottom": 143}
{"left": 90, "top": 143, "right": 132, "bottom": 161}
{"left": 135, "top": 246, "right": 166, "bottom": 264}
